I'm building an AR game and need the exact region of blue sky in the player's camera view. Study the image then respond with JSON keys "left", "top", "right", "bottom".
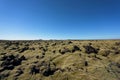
{"left": 0, "top": 0, "right": 120, "bottom": 40}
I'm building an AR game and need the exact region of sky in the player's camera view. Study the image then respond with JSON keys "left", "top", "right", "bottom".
{"left": 0, "top": 0, "right": 120, "bottom": 40}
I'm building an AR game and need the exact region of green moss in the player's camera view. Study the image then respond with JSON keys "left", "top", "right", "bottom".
{"left": 0, "top": 40, "right": 120, "bottom": 80}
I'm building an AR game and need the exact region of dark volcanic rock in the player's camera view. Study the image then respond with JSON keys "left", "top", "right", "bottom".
{"left": 29, "top": 61, "right": 57, "bottom": 77}
{"left": 1, "top": 54, "right": 25, "bottom": 71}
{"left": 59, "top": 48, "right": 70, "bottom": 54}
{"left": 83, "top": 45, "right": 99, "bottom": 54}
{"left": 19, "top": 47, "right": 29, "bottom": 53}
{"left": 85, "top": 61, "right": 88, "bottom": 66}
{"left": 3, "top": 65, "right": 14, "bottom": 70}
{"left": 59, "top": 45, "right": 81, "bottom": 54}
{"left": 114, "top": 50, "right": 120, "bottom": 54}
{"left": 29, "top": 65, "right": 40, "bottom": 74}
{"left": 41, "top": 62, "right": 57, "bottom": 76}
{"left": 72, "top": 45, "right": 81, "bottom": 52}
{"left": 20, "top": 55, "right": 26, "bottom": 60}
{"left": 0, "top": 53, "right": 7, "bottom": 55}
{"left": 42, "top": 66, "right": 56, "bottom": 76}
{"left": 0, "top": 55, "right": 8, "bottom": 61}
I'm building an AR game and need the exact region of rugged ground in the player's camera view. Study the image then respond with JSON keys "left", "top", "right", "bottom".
{"left": 0, "top": 40, "right": 120, "bottom": 80}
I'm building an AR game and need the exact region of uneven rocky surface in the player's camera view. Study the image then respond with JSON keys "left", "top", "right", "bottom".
{"left": 0, "top": 40, "right": 120, "bottom": 80}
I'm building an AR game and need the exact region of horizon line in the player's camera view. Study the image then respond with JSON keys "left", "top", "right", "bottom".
{"left": 0, "top": 38, "right": 120, "bottom": 41}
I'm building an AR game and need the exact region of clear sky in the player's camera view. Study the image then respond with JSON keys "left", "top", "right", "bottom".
{"left": 0, "top": 0, "right": 120, "bottom": 40}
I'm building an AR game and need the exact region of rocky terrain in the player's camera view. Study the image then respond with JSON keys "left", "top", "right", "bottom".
{"left": 0, "top": 40, "right": 120, "bottom": 80}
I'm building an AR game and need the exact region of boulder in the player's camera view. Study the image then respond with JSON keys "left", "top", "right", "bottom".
{"left": 72, "top": 45, "right": 81, "bottom": 52}
{"left": 1, "top": 54, "right": 25, "bottom": 70}
{"left": 29, "top": 65, "right": 39, "bottom": 74}
{"left": 40, "top": 62, "right": 57, "bottom": 76}
{"left": 19, "top": 47, "right": 29, "bottom": 53}
{"left": 20, "top": 55, "right": 26, "bottom": 60}
{"left": 83, "top": 45, "right": 99, "bottom": 54}
{"left": 3, "top": 65, "right": 14, "bottom": 70}
{"left": 84, "top": 61, "right": 88, "bottom": 66}
{"left": 42, "top": 66, "right": 56, "bottom": 76}
{"left": 59, "top": 48, "right": 70, "bottom": 54}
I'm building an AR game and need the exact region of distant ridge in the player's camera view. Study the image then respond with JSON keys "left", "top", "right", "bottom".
{"left": 0, "top": 39, "right": 120, "bottom": 41}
